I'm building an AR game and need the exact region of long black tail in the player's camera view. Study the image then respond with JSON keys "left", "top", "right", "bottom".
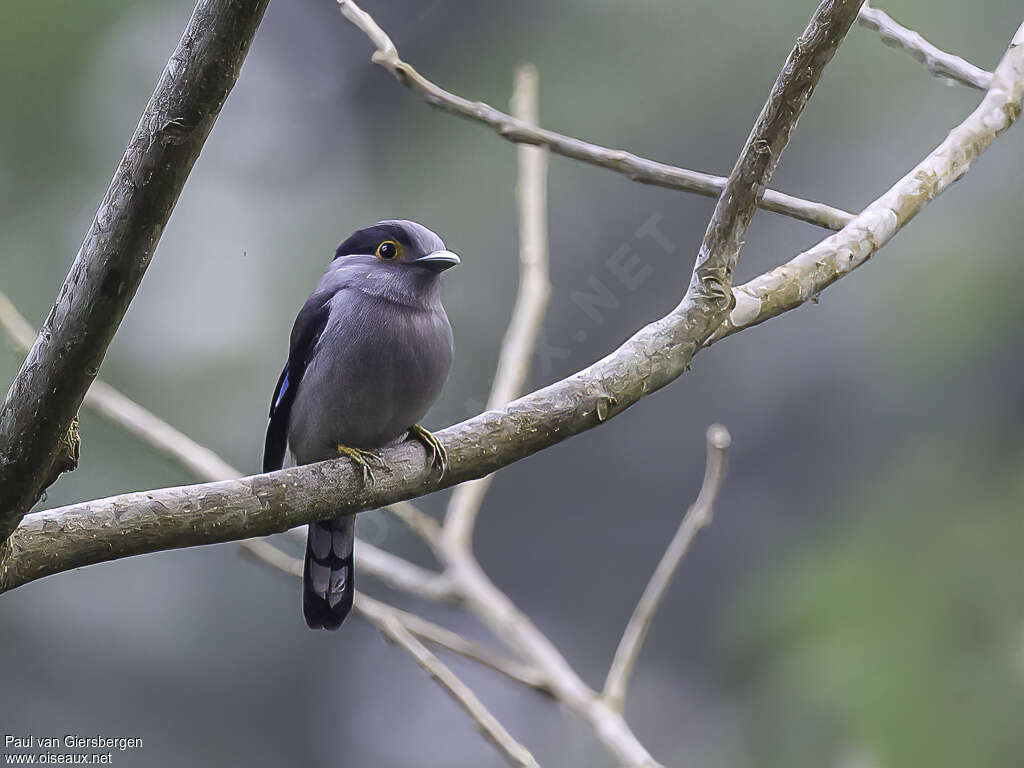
{"left": 303, "top": 516, "right": 355, "bottom": 630}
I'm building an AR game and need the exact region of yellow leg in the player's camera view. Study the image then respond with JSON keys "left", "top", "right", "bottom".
{"left": 410, "top": 424, "right": 449, "bottom": 476}
{"left": 337, "top": 443, "right": 387, "bottom": 484}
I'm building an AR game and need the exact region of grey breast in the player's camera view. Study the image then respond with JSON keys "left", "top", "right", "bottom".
{"left": 286, "top": 286, "right": 453, "bottom": 464}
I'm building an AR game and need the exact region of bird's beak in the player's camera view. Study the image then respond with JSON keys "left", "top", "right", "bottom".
{"left": 413, "top": 250, "right": 460, "bottom": 272}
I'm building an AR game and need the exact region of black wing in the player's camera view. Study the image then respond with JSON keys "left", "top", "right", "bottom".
{"left": 263, "top": 291, "right": 333, "bottom": 472}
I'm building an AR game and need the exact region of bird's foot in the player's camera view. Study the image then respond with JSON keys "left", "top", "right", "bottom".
{"left": 336, "top": 443, "right": 387, "bottom": 484}
{"left": 409, "top": 424, "right": 449, "bottom": 477}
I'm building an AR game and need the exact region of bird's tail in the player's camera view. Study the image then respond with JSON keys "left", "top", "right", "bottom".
{"left": 302, "top": 516, "right": 354, "bottom": 630}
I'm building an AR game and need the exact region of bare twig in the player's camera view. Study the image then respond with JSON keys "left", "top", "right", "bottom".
{"left": 386, "top": 500, "right": 444, "bottom": 550}
{"left": 1, "top": 292, "right": 242, "bottom": 483}
{"left": 247, "top": 540, "right": 541, "bottom": 768}
{"left": 603, "top": 424, "right": 731, "bottom": 713}
{"left": 356, "top": 538, "right": 457, "bottom": 601}
{"left": 445, "top": 64, "right": 551, "bottom": 548}
{"left": 858, "top": 3, "right": 993, "bottom": 90}
{"left": 244, "top": 534, "right": 545, "bottom": 690}
{"left": 709, "top": 21, "right": 1024, "bottom": 343}
{"left": 0, "top": 0, "right": 270, "bottom": 539}
{"left": 358, "top": 595, "right": 551, "bottom": 693}
{"left": 0, "top": 293, "right": 35, "bottom": 351}
{"left": 357, "top": 596, "right": 543, "bottom": 768}
{"left": 336, "top": 0, "right": 854, "bottom": 231}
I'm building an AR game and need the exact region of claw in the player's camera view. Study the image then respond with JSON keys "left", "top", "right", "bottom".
{"left": 410, "top": 424, "right": 448, "bottom": 476}
{"left": 337, "top": 443, "right": 387, "bottom": 485}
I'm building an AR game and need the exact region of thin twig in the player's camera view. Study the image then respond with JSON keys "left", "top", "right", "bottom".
{"left": 444, "top": 64, "right": 551, "bottom": 548}
{"left": 603, "top": 424, "right": 731, "bottom": 713}
{"left": 356, "top": 538, "right": 457, "bottom": 601}
{"left": 386, "top": 501, "right": 444, "bottom": 550}
{"left": 1, "top": 292, "right": 243, "bottom": 483}
{"left": 357, "top": 596, "right": 543, "bottom": 768}
{"left": 336, "top": 0, "right": 854, "bottom": 231}
{"left": 858, "top": 3, "right": 993, "bottom": 90}
{"left": 242, "top": 538, "right": 541, "bottom": 768}
{"left": 242, "top": 535, "right": 545, "bottom": 690}
{"left": 358, "top": 595, "right": 551, "bottom": 694}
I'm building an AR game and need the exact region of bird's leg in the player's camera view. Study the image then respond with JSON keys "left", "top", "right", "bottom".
{"left": 409, "top": 424, "right": 449, "bottom": 476}
{"left": 336, "top": 443, "right": 387, "bottom": 484}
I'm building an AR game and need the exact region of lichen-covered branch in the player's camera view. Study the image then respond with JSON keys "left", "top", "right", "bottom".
{"left": 0, "top": 0, "right": 270, "bottom": 540}
{"left": 603, "top": 425, "right": 731, "bottom": 714}
{"left": 336, "top": 0, "right": 855, "bottom": 231}
{"left": 858, "top": 3, "right": 993, "bottom": 90}
{"left": 709, "top": 22, "right": 1024, "bottom": 343}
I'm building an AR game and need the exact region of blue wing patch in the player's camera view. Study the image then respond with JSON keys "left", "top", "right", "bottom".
{"left": 263, "top": 292, "right": 332, "bottom": 472}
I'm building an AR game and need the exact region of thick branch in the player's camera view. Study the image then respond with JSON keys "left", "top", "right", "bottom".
{"left": 1, "top": 0, "right": 863, "bottom": 605}
{"left": 603, "top": 425, "right": 731, "bottom": 713}
{"left": 336, "top": 0, "right": 855, "bottom": 231}
{"left": 858, "top": 3, "right": 993, "bottom": 90}
{"left": 0, "top": 0, "right": 270, "bottom": 539}
{"left": 709, "top": 22, "right": 1024, "bottom": 343}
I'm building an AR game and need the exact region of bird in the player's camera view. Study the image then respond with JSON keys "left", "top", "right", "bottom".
{"left": 263, "top": 219, "right": 459, "bottom": 630}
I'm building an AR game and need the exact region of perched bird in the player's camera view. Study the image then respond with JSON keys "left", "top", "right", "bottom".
{"left": 263, "top": 220, "right": 459, "bottom": 630}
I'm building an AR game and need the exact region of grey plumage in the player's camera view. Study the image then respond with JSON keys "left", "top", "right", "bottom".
{"left": 264, "top": 219, "right": 458, "bottom": 630}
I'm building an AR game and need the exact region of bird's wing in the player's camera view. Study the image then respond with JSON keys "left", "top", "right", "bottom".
{"left": 263, "top": 291, "right": 333, "bottom": 471}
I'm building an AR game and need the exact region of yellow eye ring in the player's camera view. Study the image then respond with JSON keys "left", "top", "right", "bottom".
{"left": 376, "top": 240, "right": 403, "bottom": 261}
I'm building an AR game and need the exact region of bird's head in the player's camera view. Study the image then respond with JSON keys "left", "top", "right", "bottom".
{"left": 332, "top": 219, "right": 460, "bottom": 275}
{"left": 326, "top": 219, "right": 459, "bottom": 308}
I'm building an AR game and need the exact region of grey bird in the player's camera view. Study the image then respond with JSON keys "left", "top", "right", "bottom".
{"left": 263, "top": 220, "right": 458, "bottom": 630}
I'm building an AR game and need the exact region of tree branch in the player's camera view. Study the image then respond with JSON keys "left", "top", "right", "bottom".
{"left": 358, "top": 596, "right": 543, "bottom": 768}
{"left": 0, "top": 0, "right": 270, "bottom": 540}
{"left": 1, "top": 0, "right": 865, "bottom": 607}
{"left": 336, "top": 0, "right": 855, "bottom": 232}
{"left": 358, "top": 596, "right": 551, "bottom": 693}
{"left": 709, "top": 21, "right": 1024, "bottom": 344}
{"left": 858, "top": 3, "right": 993, "bottom": 90}
{"left": 444, "top": 63, "right": 551, "bottom": 548}
{"left": 690, "top": 0, "right": 866, "bottom": 310}
{"left": 431, "top": 5, "right": 863, "bottom": 765}
{"left": 240, "top": 537, "right": 546, "bottom": 691}
{"left": 355, "top": 537, "right": 457, "bottom": 602}
{"left": 603, "top": 424, "right": 731, "bottom": 713}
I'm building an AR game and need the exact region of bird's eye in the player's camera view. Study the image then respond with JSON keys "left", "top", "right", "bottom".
{"left": 376, "top": 240, "right": 402, "bottom": 261}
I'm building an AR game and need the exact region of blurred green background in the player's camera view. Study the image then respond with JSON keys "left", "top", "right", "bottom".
{"left": 1, "top": 1, "right": 1022, "bottom": 766}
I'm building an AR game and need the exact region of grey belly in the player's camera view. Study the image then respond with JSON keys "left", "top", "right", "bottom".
{"left": 286, "top": 299, "right": 452, "bottom": 464}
